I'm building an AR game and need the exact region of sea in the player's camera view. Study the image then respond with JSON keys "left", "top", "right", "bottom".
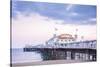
{"left": 11, "top": 48, "right": 96, "bottom": 64}
{"left": 11, "top": 48, "right": 42, "bottom": 63}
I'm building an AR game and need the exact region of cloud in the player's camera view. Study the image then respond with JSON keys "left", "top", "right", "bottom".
{"left": 82, "top": 18, "right": 96, "bottom": 24}
{"left": 66, "top": 4, "right": 74, "bottom": 11}
{"left": 88, "top": 18, "right": 96, "bottom": 22}
{"left": 12, "top": 12, "right": 64, "bottom": 48}
{"left": 12, "top": 12, "right": 96, "bottom": 48}
{"left": 12, "top": 1, "right": 96, "bottom": 25}
{"left": 69, "top": 12, "right": 79, "bottom": 16}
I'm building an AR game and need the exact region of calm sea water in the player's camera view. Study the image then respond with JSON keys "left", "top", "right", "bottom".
{"left": 11, "top": 48, "right": 42, "bottom": 63}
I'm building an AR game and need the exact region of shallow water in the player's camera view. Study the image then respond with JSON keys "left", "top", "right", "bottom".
{"left": 11, "top": 48, "right": 42, "bottom": 63}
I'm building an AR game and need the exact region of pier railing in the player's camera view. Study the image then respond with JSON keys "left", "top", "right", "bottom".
{"left": 24, "top": 40, "right": 96, "bottom": 49}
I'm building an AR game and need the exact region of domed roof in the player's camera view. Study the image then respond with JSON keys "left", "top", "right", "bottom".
{"left": 58, "top": 34, "right": 74, "bottom": 39}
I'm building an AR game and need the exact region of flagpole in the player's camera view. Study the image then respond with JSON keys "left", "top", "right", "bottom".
{"left": 54, "top": 28, "right": 58, "bottom": 37}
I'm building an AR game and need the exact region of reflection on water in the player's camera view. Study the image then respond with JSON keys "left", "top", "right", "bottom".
{"left": 12, "top": 49, "right": 96, "bottom": 63}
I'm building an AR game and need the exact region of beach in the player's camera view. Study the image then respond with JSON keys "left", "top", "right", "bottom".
{"left": 11, "top": 60, "right": 92, "bottom": 67}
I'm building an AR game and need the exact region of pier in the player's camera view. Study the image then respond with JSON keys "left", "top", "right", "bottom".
{"left": 24, "top": 40, "right": 97, "bottom": 61}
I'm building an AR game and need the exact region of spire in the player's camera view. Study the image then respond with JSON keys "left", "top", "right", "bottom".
{"left": 74, "top": 29, "right": 78, "bottom": 40}
{"left": 76, "top": 29, "right": 78, "bottom": 33}
{"left": 53, "top": 28, "right": 58, "bottom": 37}
{"left": 55, "top": 28, "right": 58, "bottom": 31}
{"left": 81, "top": 36, "right": 84, "bottom": 41}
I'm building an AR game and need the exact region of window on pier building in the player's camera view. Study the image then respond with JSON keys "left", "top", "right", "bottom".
{"left": 61, "top": 44, "right": 64, "bottom": 46}
{"left": 61, "top": 39, "right": 63, "bottom": 42}
{"left": 65, "top": 40, "right": 67, "bottom": 42}
{"left": 64, "top": 44, "right": 67, "bottom": 46}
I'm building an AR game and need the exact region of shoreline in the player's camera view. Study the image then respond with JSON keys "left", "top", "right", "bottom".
{"left": 11, "top": 60, "right": 95, "bottom": 67}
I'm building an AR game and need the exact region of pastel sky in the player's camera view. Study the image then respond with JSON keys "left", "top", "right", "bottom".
{"left": 11, "top": 1, "right": 96, "bottom": 48}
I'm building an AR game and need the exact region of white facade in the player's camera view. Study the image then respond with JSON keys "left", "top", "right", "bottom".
{"left": 46, "top": 33, "right": 96, "bottom": 49}
{"left": 46, "top": 33, "right": 77, "bottom": 46}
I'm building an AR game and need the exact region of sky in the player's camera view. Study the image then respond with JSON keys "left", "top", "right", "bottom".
{"left": 11, "top": 1, "right": 96, "bottom": 48}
